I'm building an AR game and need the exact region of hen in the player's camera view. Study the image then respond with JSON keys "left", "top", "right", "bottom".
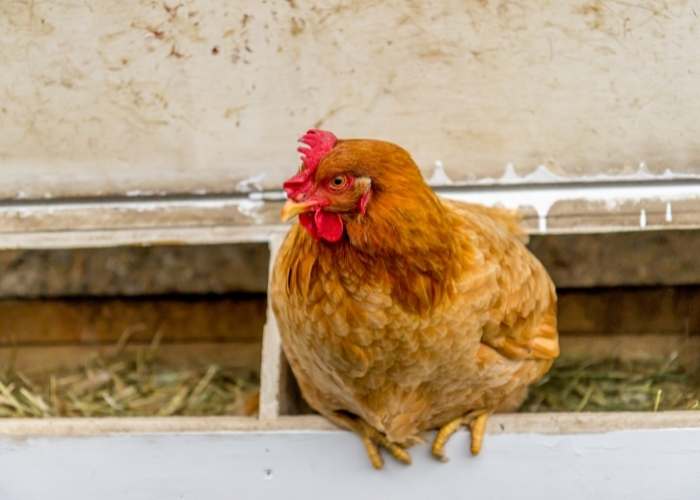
{"left": 271, "top": 129, "right": 559, "bottom": 468}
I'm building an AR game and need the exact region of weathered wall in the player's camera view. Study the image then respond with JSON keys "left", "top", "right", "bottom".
{"left": 1, "top": 0, "right": 699, "bottom": 198}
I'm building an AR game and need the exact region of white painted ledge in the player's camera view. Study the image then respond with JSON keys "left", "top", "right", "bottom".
{"left": 0, "top": 179, "right": 697, "bottom": 251}
{"left": 0, "top": 416, "right": 698, "bottom": 500}
{"left": 1, "top": 412, "right": 698, "bottom": 437}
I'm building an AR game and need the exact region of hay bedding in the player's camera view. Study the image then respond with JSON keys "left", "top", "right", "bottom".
{"left": 1, "top": 344, "right": 697, "bottom": 418}
{"left": 523, "top": 355, "right": 700, "bottom": 413}
{"left": 0, "top": 342, "right": 258, "bottom": 418}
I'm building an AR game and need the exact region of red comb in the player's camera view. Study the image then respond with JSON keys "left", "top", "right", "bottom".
{"left": 297, "top": 129, "right": 337, "bottom": 172}
{"left": 284, "top": 129, "right": 337, "bottom": 199}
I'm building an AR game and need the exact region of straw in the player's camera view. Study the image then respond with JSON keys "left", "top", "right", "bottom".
{"left": 0, "top": 342, "right": 259, "bottom": 418}
{"left": 522, "top": 356, "right": 700, "bottom": 412}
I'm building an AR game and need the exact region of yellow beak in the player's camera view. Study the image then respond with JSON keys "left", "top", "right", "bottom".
{"left": 280, "top": 199, "right": 317, "bottom": 222}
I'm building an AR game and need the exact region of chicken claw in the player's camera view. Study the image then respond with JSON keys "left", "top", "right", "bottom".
{"left": 469, "top": 412, "right": 488, "bottom": 455}
{"left": 334, "top": 412, "right": 412, "bottom": 470}
{"left": 431, "top": 409, "right": 489, "bottom": 461}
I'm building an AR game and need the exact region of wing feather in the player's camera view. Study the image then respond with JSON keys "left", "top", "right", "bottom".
{"left": 445, "top": 200, "right": 559, "bottom": 361}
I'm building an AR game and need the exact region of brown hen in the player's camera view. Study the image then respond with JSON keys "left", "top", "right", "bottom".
{"left": 271, "top": 130, "right": 559, "bottom": 469}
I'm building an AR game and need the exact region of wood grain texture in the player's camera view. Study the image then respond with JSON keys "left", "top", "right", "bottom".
{"left": 0, "top": 341, "right": 262, "bottom": 373}
{"left": 529, "top": 230, "right": 700, "bottom": 287}
{"left": 0, "top": 185, "right": 698, "bottom": 249}
{"left": 0, "top": 411, "right": 699, "bottom": 437}
{"left": 559, "top": 334, "right": 700, "bottom": 368}
{"left": 0, "top": 1, "right": 699, "bottom": 198}
{"left": 0, "top": 297, "right": 266, "bottom": 346}
{"left": 0, "top": 244, "right": 269, "bottom": 297}
{"left": 557, "top": 287, "right": 700, "bottom": 336}
{"left": 2, "top": 235, "right": 698, "bottom": 298}
{"left": 0, "top": 288, "right": 694, "bottom": 353}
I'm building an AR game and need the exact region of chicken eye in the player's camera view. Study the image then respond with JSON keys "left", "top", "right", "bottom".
{"left": 329, "top": 175, "right": 348, "bottom": 190}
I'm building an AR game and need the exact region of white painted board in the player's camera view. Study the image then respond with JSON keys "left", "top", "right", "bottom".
{"left": 0, "top": 181, "right": 697, "bottom": 251}
{"left": 1, "top": 428, "right": 698, "bottom": 500}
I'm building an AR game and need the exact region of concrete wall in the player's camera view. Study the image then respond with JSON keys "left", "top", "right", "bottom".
{"left": 1, "top": 0, "right": 699, "bottom": 198}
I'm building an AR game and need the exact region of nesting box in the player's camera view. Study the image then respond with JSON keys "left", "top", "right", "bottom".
{"left": 0, "top": 1, "right": 699, "bottom": 499}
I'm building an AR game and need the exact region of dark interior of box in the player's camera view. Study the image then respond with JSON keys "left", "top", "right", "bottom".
{"left": 0, "top": 231, "right": 698, "bottom": 418}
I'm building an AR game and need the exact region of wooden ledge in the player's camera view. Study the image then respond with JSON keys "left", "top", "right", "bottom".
{"left": 1, "top": 412, "right": 698, "bottom": 438}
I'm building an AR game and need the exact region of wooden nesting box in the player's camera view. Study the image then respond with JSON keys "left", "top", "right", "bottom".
{"left": 0, "top": 202, "right": 698, "bottom": 500}
{"left": 1, "top": 0, "right": 700, "bottom": 498}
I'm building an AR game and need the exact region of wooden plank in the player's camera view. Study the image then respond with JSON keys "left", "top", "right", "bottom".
{"left": 0, "top": 182, "right": 696, "bottom": 251}
{"left": 2, "top": 1, "right": 700, "bottom": 198}
{"left": 0, "top": 277, "right": 697, "bottom": 340}
{"left": 0, "top": 227, "right": 699, "bottom": 301}
{"left": 0, "top": 411, "right": 698, "bottom": 437}
{"left": 258, "top": 234, "right": 287, "bottom": 419}
{"left": 557, "top": 287, "right": 700, "bottom": 336}
{"left": 0, "top": 297, "right": 266, "bottom": 346}
{"left": 441, "top": 180, "right": 700, "bottom": 233}
{"left": 0, "top": 197, "right": 283, "bottom": 232}
{"left": 0, "top": 209, "right": 698, "bottom": 251}
{"left": 1, "top": 232, "right": 699, "bottom": 299}
{"left": 0, "top": 342, "right": 262, "bottom": 374}
{"left": 0, "top": 225, "right": 286, "bottom": 249}
{"left": 530, "top": 230, "right": 700, "bottom": 288}
{"left": 0, "top": 244, "right": 269, "bottom": 297}
{"left": 559, "top": 334, "right": 700, "bottom": 368}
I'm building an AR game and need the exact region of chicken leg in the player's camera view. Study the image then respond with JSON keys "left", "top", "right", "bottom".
{"left": 333, "top": 412, "right": 412, "bottom": 469}
{"left": 431, "top": 409, "right": 489, "bottom": 461}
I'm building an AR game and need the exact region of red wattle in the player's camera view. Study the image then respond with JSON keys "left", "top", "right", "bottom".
{"left": 314, "top": 210, "right": 344, "bottom": 242}
{"left": 298, "top": 209, "right": 343, "bottom": 242}
{"left": 299, "top": 212, "right": 319, "bottom": 239}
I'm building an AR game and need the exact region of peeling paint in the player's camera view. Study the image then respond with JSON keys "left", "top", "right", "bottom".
{"left": 236, "top": 174, "right": 267, "bottom": 193}
{"left": 1, "top": 198, "right": 252, "bottom": 215}
{"left": 441, "top": 181, "right": 700, "bottom": 233}
{"left": 237, "top": 199, "right": 265, "bottom": 222}
{"left": 473, "top": 163, "right": 700, "bottom": 186}
{"left": 427, "top": 160, "right": 453, "bottom": 186}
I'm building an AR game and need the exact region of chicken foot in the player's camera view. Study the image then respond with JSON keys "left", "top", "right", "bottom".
{"left": 431, "top": 409, "right": 489, "bottom": 461}
{"left": 333, "top": 412, "right": 412, "bottom": 470}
